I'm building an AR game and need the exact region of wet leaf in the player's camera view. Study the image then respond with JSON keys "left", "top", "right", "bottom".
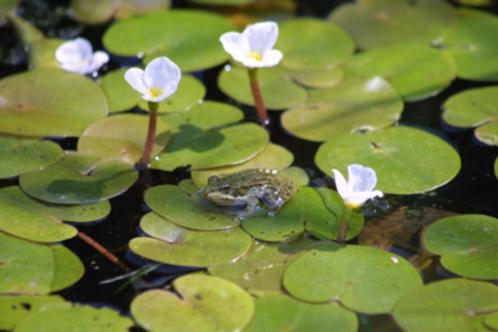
{"left": 50, "top": 245, "right": 84, "bottom": 292}
{"left": 278, "top": 167, "right": 309, "bottom": 188}
{"left": 285, "top": 66, "right": 344, "bottom": 89}
{"left": 475, "top": 121, "right": 498, "bottom": 145}
{"left": 70, "top": 0, "right": 115, "bottom": 25}
{"left": 98, "top": 68, "right": 139, "bottom": 113}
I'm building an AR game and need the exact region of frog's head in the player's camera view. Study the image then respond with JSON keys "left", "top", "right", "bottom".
{"left": 203, "top": 175, "right": 235, "bottom": 204}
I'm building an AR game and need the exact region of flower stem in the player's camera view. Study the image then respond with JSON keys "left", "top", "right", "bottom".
{"left": 247, "top": 68, "right": 270, "bottom": 126}
{"left": 337, "top": 205, "right": 353, "bottom": 243}
{"left": 77, "top": 231, "right": 131, "bottom": 272}
{"left": 139, "top": 101, "right": 159, "bottom": 169}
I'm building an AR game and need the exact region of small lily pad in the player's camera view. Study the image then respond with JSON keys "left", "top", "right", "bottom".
{"left": 283, "top": 245, "right": 423, "bottom": 314}
{"left": 70, "top": 0, "right": 115, "bottom": 25}
{"left": 77, "top": 114, "right": 170, "bottom": 164}
{"left": 103, "top": 10, "right": 233, "bottom": 72}
{"left": 19, "top": 152, "right": 138, "bottom": 205}
{"left": 475, "top": 121, "right": 498, "bottom": 146}
{"left": 345, "top": 43, "right": 456, "bottom": 101}
{"left": 218, "top": 65, "right": 307, "bottom": 110}
{"left": 191, "top": 143, "right": 294, "bottom": 187}
{"left": 98, "top": 68, "right": 139, "bottom": 113}
{"left": 144, "top": 185, "right": 238, "bottom": 230}
{"left": 0, "top": 135, "right": 63, "bottom": 179}
{"left": 279, "top": 167, "right": 309, "bottom": 188}
{"left": 422, "top": 214, "right": 498, "bottom": 280}
{"left": 131, "top": 274, "right": 254, "bottom": 332}
{"left": 393, "top": 278, "right": 498, "bottom": 332}
{"left": 131, "top": 213, "right": 252, "bottom": 267}
{"left": 315, "top": 126, "right": 461, "bottom": 194}
{"left": 285, "top": 66, "right": 344, "bottom": 89}
{"left": 0, "top": 69, "right": 108, "bottom": 137}
{"left": 245, "top": 294, "right": 358, "bottom": 332}
{"left": 281, "top": 76, "right": 403, "bottom": 142}
{"left": 151, "top": 122, "right": 269, "bottom": 171}
{"left": 276, "top": 18, "right": 354, "bottom": 70}
{"left": 50, "top": 244, "right": 84, "bottom": 292}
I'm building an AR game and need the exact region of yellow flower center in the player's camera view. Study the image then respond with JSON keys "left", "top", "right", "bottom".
{"left": 148, "top": 87, "right": 164, "bottom": 99}
{"left": 247, "top": 51, "right": 263, "bottom": 61}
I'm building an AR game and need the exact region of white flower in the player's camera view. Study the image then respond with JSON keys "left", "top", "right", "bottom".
{"left": 55, "top": 38, "right": 109, "bottom": 75}
{"left": 124, "top": 56, "right": 181, "bottom": 103}
{"left": 332, "top": 164, "right": 383, "bottom": 208}
{"left": 220, "top": 21, "right": 283, "bottom": 68}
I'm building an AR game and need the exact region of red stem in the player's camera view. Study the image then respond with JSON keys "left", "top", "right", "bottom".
{"left": 77, "top": 231, "right": 131, "bottom": 272}
{"left": 248, "top": 68, "right": 270, "bottom": 126}
{"left": 139, "top": 101, "right": 158, "bottom": 169}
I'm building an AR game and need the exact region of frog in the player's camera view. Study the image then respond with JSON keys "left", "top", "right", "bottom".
{"left": 203, "top": 169, "right": 295, "bottom": 219}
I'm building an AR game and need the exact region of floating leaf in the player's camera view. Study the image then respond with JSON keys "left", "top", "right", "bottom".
{"left": 130, "top": 213, "right": 252, "bottom": 267}
{"left": 276, "top": 18, "right": 354, "bottom": 70}
{"left": 77, "top": 114, "right": 170, "bottom": 164}
{"left": 20, "top": 152, "right": 138, "bottom": 205}
{"left": 218, "top": 65, "right": 307, "bottom": 110}
{"left": 283, "top": 245, "right": 423, "bottom": 314}
{"left": 145, "top": 185, "right": 238, "bottom": 230}
{"left": 393, "top": 279, "right": 498, "bottom": 332}
{"left": 114, "top": 0, "right": 171, "bottom": 19}
{"left": 103, "top": 10, "right": 233, "bottom": 72}
{"left": 0, "top": 69, "right": 108, "bottom": 137}
{"left": 70, "top": 0, "right": 115, "bottom": 25}
{"left": 285, "top": 66, "right": 344, "bottom": 89}
{"left": 315, "top": 126, "right": 461, "bottom": 194}
{"left": 50, "top": 245, "right": 84, "bottom": 292}
{"left": 330, "top": 0, "right": 457, "bottom": 50}
{"left": 151, "top": 123, "right": 269, "bottom": 171}
{"left": 422, "top": 214, "right": 498, "bottom": 280}
{"left": 191, "top": 144, "right": 294, "bottom": 187}
{"left": 0, "top": 135, "right": 63, "bottom": 179}
{"left": 245, "top": 294, "right": 358, "bottom": 332}
{"left": 486, "top": 312, "right": 498, "bottom": 330}
{"left": 282, "top": 76, "right": 403, "bottom": 142}
{"left": 279, "top": 167, "right": 309, "bottom": 188}
{"left": 131, "top": 274, "right": 254, "bottom": 332}
{"left": 98, "top": 68, "right": 139, "bottom": 113}
{"left": 475, "top": 121, "right": 498, "bottom": 145}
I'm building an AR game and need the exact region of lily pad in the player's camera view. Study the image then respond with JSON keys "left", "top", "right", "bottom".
{"left": 276, "top": 18, "right": 354, "bottom": 70}
{"left": 282, "top": 76, "right": 403, "bottom": 142}
{"left": 114, "top": 0, "right": 171, "bottom": 19}
{"left": 50, "top": 245, "right": 84, "bottom": 292}
{"left": 0, "top": 69, "right": 108, "bottom": 137}
{"left": 285, "top": 66, "right": 344, "bottom": 89}
{"left": 442, "top": 9, "right": 498, "bottom": 81}
{"left": 393, "top": 278, "right": 498, "bottom": 332}
{"left": 345, "top": 43, "right": 456, "bottom": 101}
{"left": 70, "top": 0, "right": 115, "bottom": 25}
{"left": 329, "top": 0, "right": 457, "bottom": 50}
{"left": 130, "top": 212, "right": 252, "bottom": 267}
{"left": 144, "top": 185, "right": 238, "bottom": 230}
{"left": 151, "top": 122, "right": 269, "bottom": 171}
{"left": 191, "top": 143, "right": 294, "bottom": 187}
{"left": 131, "top": 274, "right": 254, "bottom": 332}
{"left": 245, "top": 294, "right": 358, "bottom": 332}
{"left": 103, "top": 10, "right": 233, "bottom": 72}
{"left": 279, "top": 167, "right": 309, "bottom": 188}
{"left": 0, "top": 135, "right": 63, "bottom": 179}
{"left": 0, "top": 186, "right": 109, "bottom": 242}
{"left": 422, "top": 214, "right": 498, "bottom": 280}
{"left": 315, "top": 126, "right": 461, "bottom": 194}
{"left": 15, "top": 304, "right": 134, "bottom": 332}
{"left": 161, "top": 101, "right": 243, "bottom": 132}
{"left": 218, "top": 65, "right": 307, "bottom": 110}
{"left": 486, "top": 312, "right": 498, "bottom": 330}
{"left": 98, "top": 68, "right": 139, "bottom": 113}
{"left": 443, "top": 86, "right": 498, "bottom": 146}
{"left": 283, "top": 245, "right": 423, "bottom": 314}
{"left": 77, "top": 114, "right": 170, "bottom": 164}
{"left": 19, "top": 152, "right": 138, "bottom": 205}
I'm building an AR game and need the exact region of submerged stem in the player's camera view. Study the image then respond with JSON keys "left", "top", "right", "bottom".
{"left": 247, "top": 68, "right": 270, "bottom": 126}
{"left": 337, "top": 205, "right": 353, "bottom": 243}
{"left": 138, "top": 101, "right": 159, "bottom": 169}
{"left": 77, "top": 231, "right": 131, "bottom": 272}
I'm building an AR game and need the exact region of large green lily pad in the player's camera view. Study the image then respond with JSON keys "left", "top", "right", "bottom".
{"left": 131, "top": 274, "right": 254, "bottom": 332}
{"left": 393, "top": 279, "right": 498, "bottom": 332}
{"left": 77, "top": 114, "right": 170, "bottom": 164}
{"left": 19, "top": 152, "right": 138, "bottom": 205}
{"left": 218, "top": 65, "right": 307, "bottom": 110}
{"left": 283, "top": 245, "right": 423, "bottom": 314}
{"left": 441, "top": 9, "right": 498, "bottom": 81}
{"left": 144, "top": 185, "right": 238, "bottom": 230}
{"left": 329, "top": 0, "right": 457, "bottom": 50}
{"left": 315, "top": 126, "right": 461, "bottom": 194}
{"left": 130, "top": 213, "right": 252, "bottom": 267}
{"left": 98, "top": 68, "right": 139, "bottom": 113}
{"left": 49, "top": 245, "right": 84, "bottom": 292}
{"left": 103, "top": 10, "right": 233, "bottom": 72}
{"left": 0, "top": 186, "right": 109, "bottom": 242}
{"left": 422, "top": 214, "right": 498, "bottom": 280}
{"left": 0, "top": 135, "right": 63, "bottom": 179}
{"left": 276, "top": 18, "right": 354, "bottom": 70}
{"left": 191, "top": 144, "right": 294, "bottom": 187}
{"left": 15, "top": 304, "right": 134, "bottom": 332}
{"left": 151, "top": 122, "right": 269, "bottom": 171}
{"left": 282, "top": 76, "right": 403, "bottom": 142}
{"left": 245, "top": 294, "right": 358, "bottom": 332}
{"left": 0, "top": 69, "right": 108, "bottom": 137}
{"left": 345, "top": 43, "right": 456, "bottom": 101}
{"left": 443, "top": 86, "right": 498, "bottom": 146}
{"left": 285, "top": 66, "right": 344, "bottom": 89}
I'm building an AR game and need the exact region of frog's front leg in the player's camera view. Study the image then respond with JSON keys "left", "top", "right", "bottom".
{"left": 237, "top": 196, "right": 260, "bottom": 220}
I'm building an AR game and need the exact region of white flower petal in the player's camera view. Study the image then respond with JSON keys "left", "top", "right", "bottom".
{"left": 124, "top": 67, "right": 147, "bottom": 94}
{"left": 348, "top": 164, "right": 378, "bottom": 192}
{"left": 87, "top": 51, "right": 109, "bottom": 73}
{"left": 220, "top": 32, "right": 250, "bottom": 59}
{"left": 144, "top": 57, "right": 181, "bottom": 94}
{"left": 332, "top": 168, "right": 351, "bottom": 200}
{"left": 345, "top": 190, "right": 384, "bottom": 208}
{"left": 261, "top": 49, "right": 283, "bottom": 67}
{"left": 243, "top": 21, "right": 278, "bottom": 53}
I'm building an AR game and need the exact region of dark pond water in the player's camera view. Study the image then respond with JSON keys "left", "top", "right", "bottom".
{"left": 0, "top": 0, "right": 497, "bottom": 331}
